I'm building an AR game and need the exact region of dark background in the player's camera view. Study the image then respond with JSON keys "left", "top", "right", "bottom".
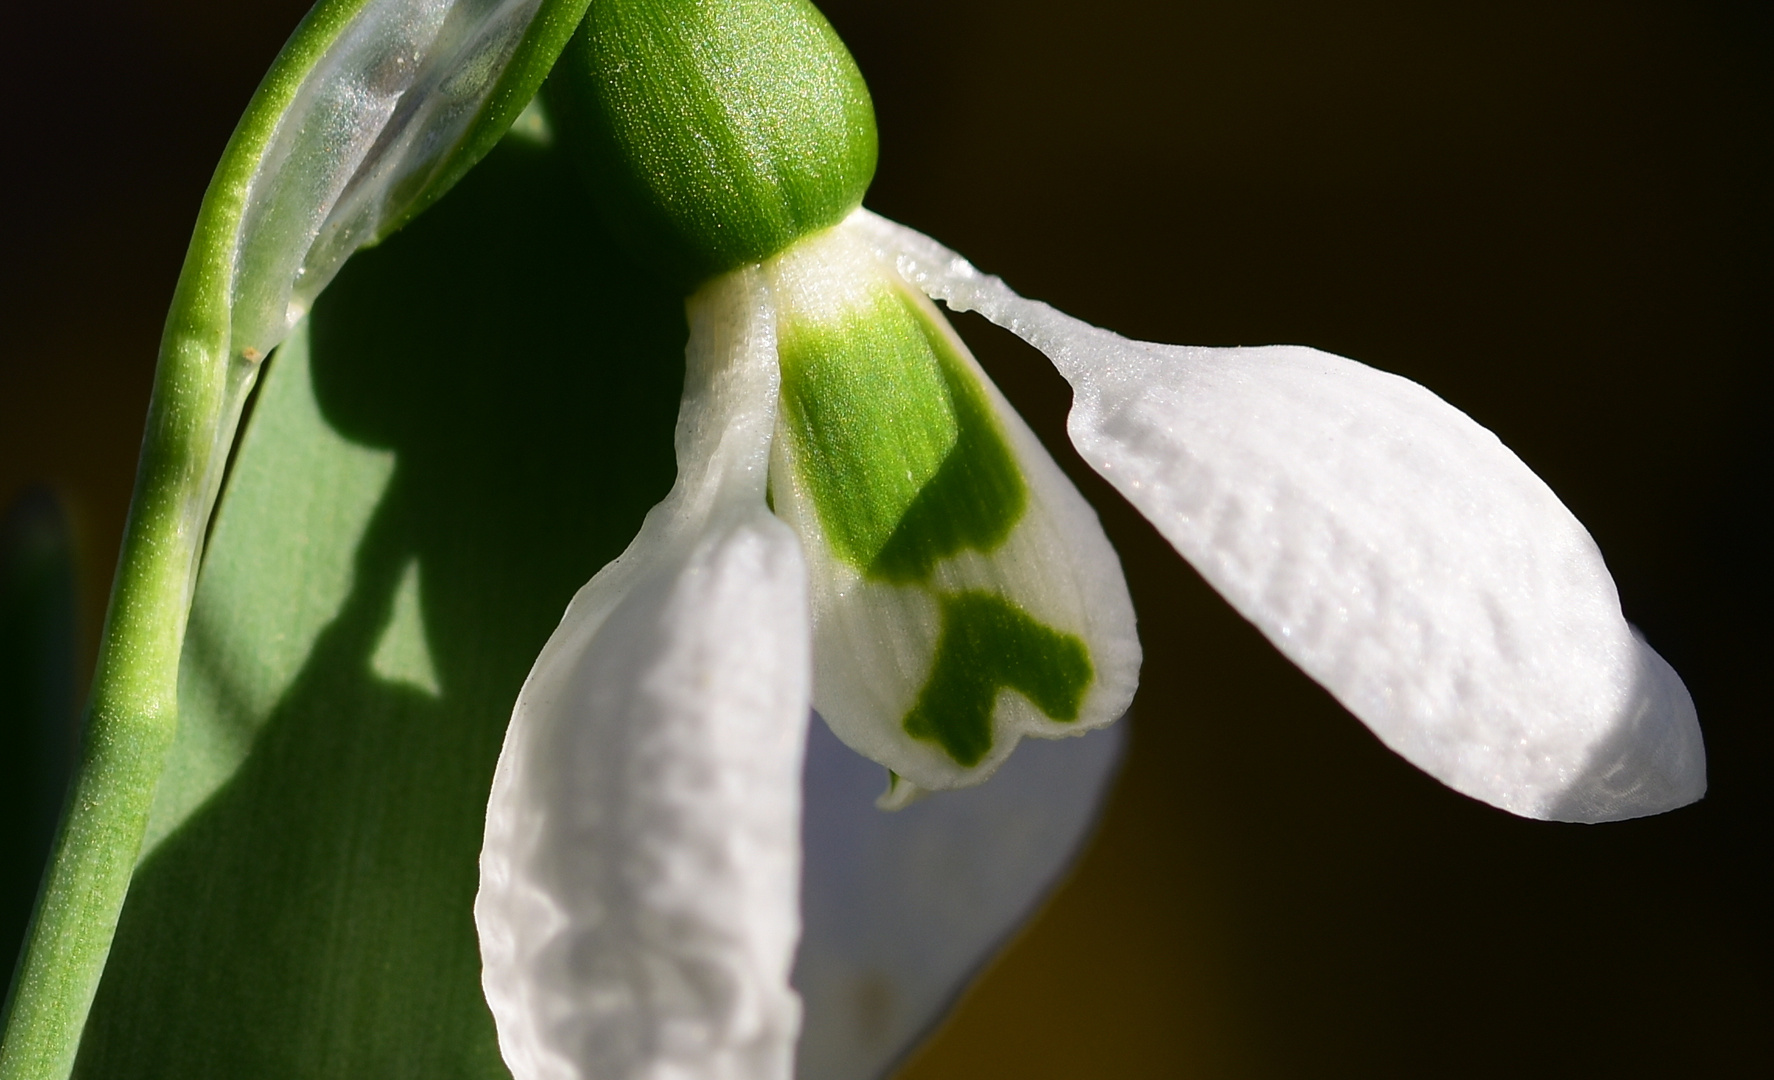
{"left": 2, "top": 1, "right": 1768, "bottom": 1076}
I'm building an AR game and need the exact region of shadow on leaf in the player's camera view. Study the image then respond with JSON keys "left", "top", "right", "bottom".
{"left": 77, "top": 134, "right": 685, "bottom": 1079}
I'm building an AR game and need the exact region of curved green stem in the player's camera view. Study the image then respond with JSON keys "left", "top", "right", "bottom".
{"left": 0, "top": 7, "right": 362, "bottom": 1071}
{"left": 0, "top": 188, "right": 261, "bottom": 1080}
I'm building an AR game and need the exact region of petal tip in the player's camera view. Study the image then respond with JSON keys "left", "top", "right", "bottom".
{"left": 1532, "top": 632, "right": 1707, "bottom": 824}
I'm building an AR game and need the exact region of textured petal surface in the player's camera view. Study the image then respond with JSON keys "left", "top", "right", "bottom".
{"left": 858, "top": 211, "right": 1704, "bottom": 822}
{"left": 477, "top": 269, "right": 811, "bottom": 1080}
{"left": 794, "top": 718, "right": 1125, "bottom": 1080}
{"left": 764, "top": 223, "right": 1139, "bottom": 796}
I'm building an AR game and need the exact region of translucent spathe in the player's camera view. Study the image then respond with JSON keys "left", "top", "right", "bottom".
{"left": 854, "top": 210, "right": 1706, "bottom": 822}
{"left": 234, "top": 0, "right": 549, "bottom": 360}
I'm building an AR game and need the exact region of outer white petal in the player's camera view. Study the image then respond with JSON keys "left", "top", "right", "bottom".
{"left": 856, "top": 211, "right": 1705, "bottom": 823}
{"left": 794, "top": 719, "right": 1126, "bottom": 1080}
{"left": 476, "top": 269, "right": 812, "bottom": 1080}
{"left": 763, "top": 224, "right": 1139, "bottom": 795}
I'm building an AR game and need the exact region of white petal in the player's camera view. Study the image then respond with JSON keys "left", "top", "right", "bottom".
{"left": 476, "top": 269, "right": 812, "bottom": 1080}
{"left": 762, "top": 223, "right": 1139, "bottom": 794}
{"left": 857, "top": 211, "right": 1705, "bottom": 822}
{"left": 794, "top": 718, "right": 1126, "bottom": 1080}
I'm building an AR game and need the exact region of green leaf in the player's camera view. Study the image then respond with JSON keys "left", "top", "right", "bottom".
{"left": 74, "top": 127, "right": 684, "bottom": 1078}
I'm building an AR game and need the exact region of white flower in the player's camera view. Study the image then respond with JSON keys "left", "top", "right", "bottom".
{"left": 3, "top": 0, "right": 1707, "bottom": 1077}
{"left": 473, "top": 209, "right": 1706, "bottom": 1080}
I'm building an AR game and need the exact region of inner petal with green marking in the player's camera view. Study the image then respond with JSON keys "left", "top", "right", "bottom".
{"left": 770, "top": 228, "right": 1110, "bottom": 770}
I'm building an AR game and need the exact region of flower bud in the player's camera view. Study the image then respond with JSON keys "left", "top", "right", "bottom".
{"left": 545, "top": 0, "right": 877, "bottom": 288}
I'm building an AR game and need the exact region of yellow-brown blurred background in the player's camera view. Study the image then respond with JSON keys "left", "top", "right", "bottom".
{"left": 3, "top": 1, "right": 1768, "bottom": 1076}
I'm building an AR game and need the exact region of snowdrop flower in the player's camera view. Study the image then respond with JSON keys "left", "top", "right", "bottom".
{"left": 469, "top": 1, "right": 1705, "bottom": 1079}
{"left": 0, "top": 1, "right": 1706, "bottom": 1079}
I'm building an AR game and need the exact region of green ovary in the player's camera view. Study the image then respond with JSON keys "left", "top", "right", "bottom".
{"left": 777, "top": 287, "right": 1026, "bottom": 583}
{"left": 903, "top": 591, "right": 1094, "bottom": 768}
{"left": 549, "top": 0, "right": 878, "bottom": 288}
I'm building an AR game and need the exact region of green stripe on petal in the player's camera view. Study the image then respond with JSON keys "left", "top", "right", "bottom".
{"left": 776, "top": 253, "right": 1026, "bottom": 584}
{"left": 872, "top": 319, "right": 1027, "bottom": 583}
{"left": 777, "top": 286, "right": 958, "bottom": 572}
